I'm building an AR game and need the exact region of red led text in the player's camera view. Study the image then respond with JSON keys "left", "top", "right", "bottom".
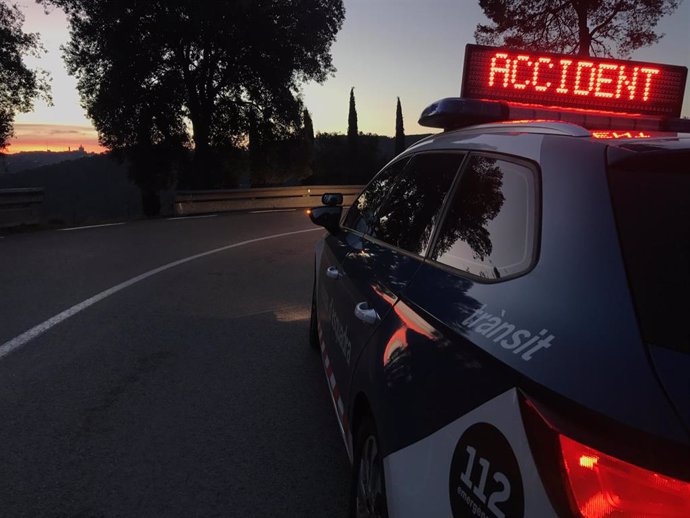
{"left": 488, "top": 52, "right": 660, "bottom": 102}
{"left": 591, "top": 131, "right": 652, "bottom": 139}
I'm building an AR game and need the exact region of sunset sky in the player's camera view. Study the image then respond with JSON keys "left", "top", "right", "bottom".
{"left": 8, "top": 0, "right": 690, "bottom": 154}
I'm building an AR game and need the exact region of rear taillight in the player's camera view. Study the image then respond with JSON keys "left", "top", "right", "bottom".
{"left": 559, "top": 434, "right": 690, "bottom": 518}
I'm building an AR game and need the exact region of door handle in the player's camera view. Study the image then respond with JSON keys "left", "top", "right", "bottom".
{"left": 326, "top": 266, "right": 342, "bottom": 280}
{"left": 354, "top": 302, "right": 379, "bottom": 325}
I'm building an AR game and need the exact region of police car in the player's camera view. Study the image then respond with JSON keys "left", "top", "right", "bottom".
{"left": 308, "top": 45, "right": 690, "bottom": 518}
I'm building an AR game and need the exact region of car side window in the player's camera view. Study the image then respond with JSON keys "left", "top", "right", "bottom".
{"left": 369, "top": 153, "right": 465, "bottom": 255}
{"left": 429, "top": 154, "right": 538, "bottom": 280}
{"left": 343, "top": 158, "right": 409, "bottom": 233}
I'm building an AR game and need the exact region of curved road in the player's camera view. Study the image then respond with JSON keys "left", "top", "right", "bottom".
{"left": 0, "top": 212, "right": 349, "bottom": 517}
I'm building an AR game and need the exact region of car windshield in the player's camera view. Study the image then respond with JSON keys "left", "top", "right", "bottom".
{"left": 608, "top": 149, "right": 690, "bottom": 352}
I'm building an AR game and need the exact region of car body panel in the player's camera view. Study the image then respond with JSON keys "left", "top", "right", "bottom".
{"left": 648, "top": 344, "right": 690, "bottom": 434}
{"left": 384, "top": 389, "right": 557, "bottom": 518}
{"left": 316, "top": 230, "right": 425, "bottom": 438}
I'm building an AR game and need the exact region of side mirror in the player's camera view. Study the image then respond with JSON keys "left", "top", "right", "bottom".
{"left": 321, "top": 193, "right": 343, "bottom": 207}
{"left": 308, "top": 206, "right": 342, "bottom": 234}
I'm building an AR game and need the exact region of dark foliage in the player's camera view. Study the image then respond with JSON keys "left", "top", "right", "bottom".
{"left": 476, "top": 0, "right": 679, "bottom": 57}
{"left": 308, "top": 132, "right": 387, "bottom": 185}
{"left": 38, "top": 0, "right": 345, "bottom": 206}
{"left": 249, "top": 109, "right": 315, "bottom": 186}
{"left": 111, "top": 142, "right": 188, "bottom": 216}
{"left": 0, "top": 1, "right": 50, "bottom": 149}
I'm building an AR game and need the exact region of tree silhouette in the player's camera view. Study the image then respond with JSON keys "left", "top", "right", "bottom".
{"left": 0, "top": 1, "right": 50, "bottom": 149}
{"left": 302, "top": 109, "right": 315, "bottom": 179}
{"left": 347, "top": 87, "right": 359, "bottom": 153}
{"left": 249, "top": 109, "right": 316, "bottom": 187}
{"left": 117, "top": 141, "right": 187, "bottom": 217}
{"left": 476, "top": 0, "right": 680, "bottom": 57}
{"left": 38, "top": 0, "right": 345, "bottom": 189}
{"left": 303, "top": 109, "right": 315, "bottom": 144}
{"left": 394, "top": 97, "right": 405, "bottom": 157}
{"left": 431, "top": 156, "right": 505, "bottom": 262}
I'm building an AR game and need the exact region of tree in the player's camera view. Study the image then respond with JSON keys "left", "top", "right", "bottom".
{"left": 307, "top": 132, "right": 387, "bottom": 185}
{"left": 302, "top": 108, "right": 315, "bottom": 177}
{"left": 249, "top": 109, "right": 316, "bottom": 187}
{"left": 303, "top": 109, "right": 315, "bottom": 144}
{"left": 0, "top": 1, "right": 50, "bottom": 150}
{"left": 347, "top": 87, "right": 359, "bottom": 152}
{"left": 394, "top": 97, "right": 405, "bottom": 157}
{"left": 38, "top": 0, "right": 345, "bottom": 189}
{"left": 475, "top": 0, "right": 680, "bottom": 57}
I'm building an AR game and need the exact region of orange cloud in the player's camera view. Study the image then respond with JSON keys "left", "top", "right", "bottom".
{"left": 6, "top": 124, "right": 106, "bottom": 154}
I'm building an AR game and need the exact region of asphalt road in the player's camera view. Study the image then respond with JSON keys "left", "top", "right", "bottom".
{"left": 0, "top": 212, "right": 350, "bottom": 517}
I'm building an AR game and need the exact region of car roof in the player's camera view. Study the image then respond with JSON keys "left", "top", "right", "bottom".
{"left": 405, "top": 121, "right": 690, "bottom": 158}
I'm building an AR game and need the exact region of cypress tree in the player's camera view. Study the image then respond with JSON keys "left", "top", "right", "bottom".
{"left": 347, "top": 87, "right": 358, "bottom": 152}
{"left": 394, "top": 97, "right": 405, "bottom": 156}
{"left": 303, "top": 108, "right": 314, "bottom": 143}
{"left": 302, "top": 108, "right": 315, "bottom": 179}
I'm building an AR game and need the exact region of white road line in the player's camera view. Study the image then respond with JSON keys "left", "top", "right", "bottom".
{"left": 0, "top": 227, "right": 321, "bottom": 361}
{"left": 166, "top": 214, "right": 218, "bottom": 220}
{"left": 249, "top": 209, "right": 297, "bottom": 214}
{"left": 58, "top": 222, "right": 126, "bottom": 232}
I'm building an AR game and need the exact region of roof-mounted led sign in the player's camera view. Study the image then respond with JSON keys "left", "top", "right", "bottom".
{"left": 461, "top": 44, "right": 687, "bottom": 117}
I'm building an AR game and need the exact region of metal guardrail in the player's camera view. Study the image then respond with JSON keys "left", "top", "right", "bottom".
{"left": 0, "top": 188, "right": 44, "bottom": 228}
{"left": 174, "top": 185, "right": 364, "bottom": 216}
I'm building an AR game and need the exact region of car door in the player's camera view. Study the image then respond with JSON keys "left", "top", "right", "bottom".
{"left": 332, "top": 152, "right": 468, "bottom": 407}
{"left": 316, "top": 159, "right": 409, "bottom": 416}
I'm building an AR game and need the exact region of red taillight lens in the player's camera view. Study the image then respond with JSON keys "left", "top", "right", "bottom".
{"left": 559, "top": 435, "right": 690, "bottom": 518}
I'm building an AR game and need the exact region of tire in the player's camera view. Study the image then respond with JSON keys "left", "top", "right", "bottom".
{"left": 350, "top": 415, "right": 389, "bottom": 518}
{"left": 309, "top": 280, "right": 320, "bottom": 350}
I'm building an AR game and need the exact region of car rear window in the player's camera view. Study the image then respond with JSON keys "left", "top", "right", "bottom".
{"left": 429, "top": 154, "right": 538, "bottom": 280}
{"left": 608, "top": 150, "right": 690, "bottom": 352}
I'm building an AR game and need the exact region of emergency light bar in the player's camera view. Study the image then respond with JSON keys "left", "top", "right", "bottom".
{"left": 462, "top": 44, "right": 687, "bottom": 117}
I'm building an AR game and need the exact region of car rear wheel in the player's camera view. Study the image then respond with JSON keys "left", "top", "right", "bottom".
{"left": 309, "top": 281, "right": 320, "bottom": 350}
{"left": 351, "top": 416, "right": 389, "bottom": 518}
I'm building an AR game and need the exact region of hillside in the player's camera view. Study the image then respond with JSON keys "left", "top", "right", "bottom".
{"left": 0, "top": 154, "right": 144, "bottom": 226}
{"left": 0, "top": 149, "right": 95, "bottom": 175}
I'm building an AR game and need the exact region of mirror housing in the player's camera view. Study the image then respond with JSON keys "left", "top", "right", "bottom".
{"left": 308, "top": 206, "right": 342, "bottom": 234}
{"left": 321, "top": 193, "right": 343, "bottom": 207}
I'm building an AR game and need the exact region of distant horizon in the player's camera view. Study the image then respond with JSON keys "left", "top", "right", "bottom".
{"left": 2, "top": 146, "right": 99, "bottom": 155}
{"left": 7, "top": 123, "right": 105, "bottom": 154}
{"left": 3, "top": 127, "right": 433, "bottom": 156}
